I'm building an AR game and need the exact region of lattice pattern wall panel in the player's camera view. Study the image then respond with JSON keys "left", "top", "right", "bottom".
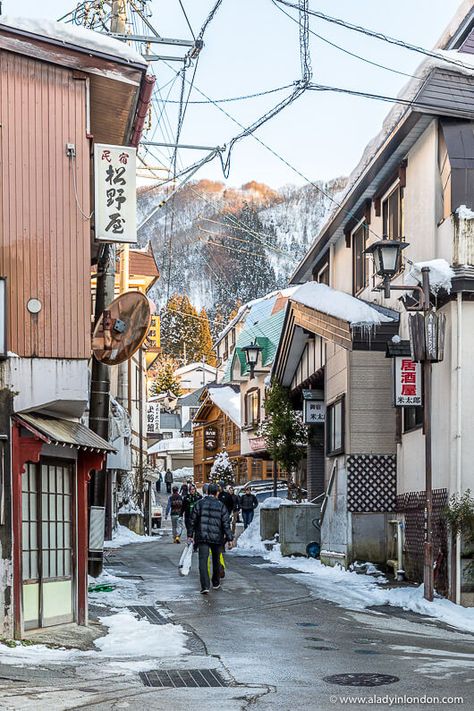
{"left": 347, "top": 455, "right": 397, "bottom": 512}
{"left": 396, "top": 488, "right": 448, "bottom": 594}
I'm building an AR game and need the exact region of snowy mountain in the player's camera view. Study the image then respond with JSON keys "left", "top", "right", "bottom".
{"left": 137, "top": 176, "right": 346, "bottom": 327}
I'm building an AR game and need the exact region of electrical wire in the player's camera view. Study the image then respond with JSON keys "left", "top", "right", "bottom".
{"left": 196, "top": 0, "right": 225, "bottom": 42}
{"left": 270, "top": 0, "right": 423, "bottom": 80}
{"left": 178, "top": 0, "right": 196, "bottom": 40}
{"left": 70, "top": 157, "right": 93, "bottom": 220}
{"left": 162, "top": 83, "right": 296, "bottom": 105}
{"left": 274, "top": 0, "right": 474, "bottom": 72}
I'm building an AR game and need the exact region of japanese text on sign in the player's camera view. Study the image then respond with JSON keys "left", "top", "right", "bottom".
{"left": 394, "top": 357, "right": 422, "bottom": 407}
{"left": 303, "top": 399, "right": 326, "bottom": 424}
{"left": 147, "top": 403, "right": 160, "bottom": 434}
{"left": 94, "top": 144, "right": 137, "bottom": 243}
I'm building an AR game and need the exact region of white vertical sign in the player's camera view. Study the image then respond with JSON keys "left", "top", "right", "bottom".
{"left": 94, "top": 144, "right": 137, "bottom": 243}
{"left": 147, "top": 402, "right": 161, "bottom": 434}
{"left": 394, "top": 357, "right": 422, "bottom": 406}
{"left": 303, "top": 399, "right": 326, "bottom": 424}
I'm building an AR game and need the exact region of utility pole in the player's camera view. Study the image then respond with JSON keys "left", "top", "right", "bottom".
{"left": 88, "top": 0, "right": 128, "bottom": 574}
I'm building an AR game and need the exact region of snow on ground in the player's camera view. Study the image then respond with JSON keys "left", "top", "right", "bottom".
{"left": 233, "top": 517, "right": 474, "bottom": 634}
{"left": 0, "top": 610, "right": 189, "bottom": 672}
{"left": 172, "top": 466, "right": 193, "bottom": 480}
{"left": 104, "top": 524, "right": 153, "bottom": 549}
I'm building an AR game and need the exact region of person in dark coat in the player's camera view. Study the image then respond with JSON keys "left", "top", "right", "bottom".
{"left": 165, "top": 486, "right": 183, "bottom": 542}
{"left": 156, "top": 471, "right": 162, "bottom": 493}
{"left": 189, "top": 483, "right": 233, "bottom": 594}
{"left": 164, "top": 469, "right": 173, "bottom": 494}
{"left": 219, "top": 485, "right": 240, "bottom": 534}
{"left": 239, "top": 486, "right": 259, "bottom": 529}
{"left": 183, "top": 484, "right": 202, "bottom": 536}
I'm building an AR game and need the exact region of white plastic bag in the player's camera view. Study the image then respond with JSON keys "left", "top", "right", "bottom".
{"left": 178, "top": 542, "right": 193, "bottom": 576}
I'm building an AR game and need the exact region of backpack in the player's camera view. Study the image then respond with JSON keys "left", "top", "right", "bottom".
{"left": 171, "top": 494, "right": 183, "bottom": 515}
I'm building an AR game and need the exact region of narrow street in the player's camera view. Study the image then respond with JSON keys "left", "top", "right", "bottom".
{"left": 1, "top": 519, "right": 473, "bottom": 710}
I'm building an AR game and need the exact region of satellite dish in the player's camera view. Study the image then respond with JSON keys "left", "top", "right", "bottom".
{"left": 92, "top": 291, "right": 152, "bottom": 365}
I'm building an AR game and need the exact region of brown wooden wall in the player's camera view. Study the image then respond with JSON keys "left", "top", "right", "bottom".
{"left": 0, "top": 52, "right": 90, "bottom": 358}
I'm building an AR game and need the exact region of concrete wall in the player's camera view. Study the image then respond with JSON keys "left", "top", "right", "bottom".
{"left": 0, "top": 356, "right": 89, "bottom": 417}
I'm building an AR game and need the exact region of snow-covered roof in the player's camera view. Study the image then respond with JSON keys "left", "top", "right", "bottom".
{"left": 207, "top": 386, "right": 241, "bottom": 427}
{"left": 175, "top": 362, "right": 217, "bottom": 376}
{"left": 291, "top": 282, "right": 394, "bottom": 326}
{"left": 148, "top": 437, "right": 193, "bottom": 455}
{"left": 404, "top": 259, "right": 455, "bottom": 295}
{"left": 0, "top": 16, "right": 146, "bottom": 66}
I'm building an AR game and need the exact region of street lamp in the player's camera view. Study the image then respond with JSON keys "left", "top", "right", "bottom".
{"left": 242, "top": 340, "right": 262, "bottom": 380}
{"left": 365, "top": 239, "right": 439, "bottom": 603}
{"left": 364, "top": 238, "right": 408, "bottom": 298}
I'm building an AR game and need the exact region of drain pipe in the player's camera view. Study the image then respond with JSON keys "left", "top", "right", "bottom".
{"left": 456, "top": 292, "right": 462, "bottom": 604}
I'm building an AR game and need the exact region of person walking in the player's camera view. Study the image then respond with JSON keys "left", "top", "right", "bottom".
{"left": 227, "top": 485, "right": 240, "bottom": 535}
{"left": 189, "top": 483, "right": 233, "bottom": 594}
{"left": 179, "top": 481, "right": 189, "bottom": 498}
{"left": 183, "top": 484, "right": 202, "bottom": 537}
{"left": 165, "top": 486, "right": 184, "bottom": 543}
{"left": 164, "top": 468, "right": 173, "bottom": 494}
{"left": 239, "top": 486, "right": 259, "bottom": 529}
{"left": 156, "top": 471, "right": 162, "bottom": 494}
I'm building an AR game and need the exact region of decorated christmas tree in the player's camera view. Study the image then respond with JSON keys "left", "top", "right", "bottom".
{"left": 209, "top": 449, "right": 235, "bottom": 486}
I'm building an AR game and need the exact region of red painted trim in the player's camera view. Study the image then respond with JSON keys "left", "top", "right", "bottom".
{"left": 11, "top": 422, "right": 43, "bottom": 639}
{"left": 76, "top": 451, "right": 104, "bottom": 626}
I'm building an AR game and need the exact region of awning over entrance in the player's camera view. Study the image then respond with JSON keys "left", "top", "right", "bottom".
{"left": 273, "top": 282, "right": 399, "bottom": 387}
{"left": 15, "top": 413, "right": 115, "bottom": 452}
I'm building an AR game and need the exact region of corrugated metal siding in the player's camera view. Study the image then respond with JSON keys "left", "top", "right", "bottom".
{"left": 0, "top": 52, "right": 90, "bottom": 358}
{"left": 416, "top": 70, "right": 474, "bottom": 117}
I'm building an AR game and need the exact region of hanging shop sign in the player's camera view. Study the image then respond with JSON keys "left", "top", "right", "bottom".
{"left": 147, "top": 402, "right": 160, "bottom": 434}
{"left": 303, "top": 399, "right": 326, "bottom": 424}
{"left": 249, "top": 436, "right": 267, "bottom": 452}
{"left": 204, "top": 425, "right": 218, "bottom": 451}
{"left": 94, "top": 144, "right": 137, "bottom": 243}
{"left": 408, "top": 311, "right": 446, "bottom": 363}
{"left": 394, "top": 357, "right": 422, "bottom": 407}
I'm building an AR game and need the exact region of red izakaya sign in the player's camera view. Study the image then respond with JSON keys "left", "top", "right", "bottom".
{"left": 394, "top": 357, "right": 422, "bottom": 407}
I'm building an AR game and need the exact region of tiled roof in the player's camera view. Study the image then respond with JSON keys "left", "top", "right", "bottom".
{"left": 129, "top": 247, "right": 159, "bottom": 278}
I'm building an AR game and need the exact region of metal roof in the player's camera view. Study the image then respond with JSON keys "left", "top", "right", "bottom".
{"left": 159, "top": 412, "right": 182, "bottom": 430}
{"left": 17, "top": 413, "right": 116, "bottom": 452}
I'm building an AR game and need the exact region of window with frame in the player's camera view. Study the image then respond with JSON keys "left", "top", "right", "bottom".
{"left": 403, "top": 406, "right": 423, "bottom": 433}
{"left": 326, "top": 397, "right": 344, "bottom": 456}
{"left": 245, "top": 388, "right": 260, "bottom": 426}
{"left": 382, "top": 184, "right": 404, "bottom": 240}
{"left": 352, "top": 223, "right": 369, "bottom": 294}
{"left": 317, "top": 262, "right": 330, "bottom": 285}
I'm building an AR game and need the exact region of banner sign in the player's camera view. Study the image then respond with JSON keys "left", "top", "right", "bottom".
{"left": 394, "top": 357, "right": 422, "bottom": 407}
{"left": 147, "top": 402, "right": 160, "bottom": 434}
{"left": 303, "top": 399, "right": 326, "bottom": 424}
{"left": 94, "top": 144, "right": 137, "bottom": 243}
{"left": 204, "top": 425, "right": 218, "bottom": 451}
{"left": 249, "top": 436, "right": 267, "bottom": 452}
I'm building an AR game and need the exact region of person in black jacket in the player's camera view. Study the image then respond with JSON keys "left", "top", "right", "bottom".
{"left": 189, "top": 483, "right": 233, "bottom": 594}
{"left": 183, "top": 484, "right": 202, "bottom": 536}
{"left": 239, "top": 486, "right": 259, "bottom": 529}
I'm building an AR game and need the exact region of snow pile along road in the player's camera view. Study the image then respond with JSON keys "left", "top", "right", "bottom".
{"left": 234, "top": 517, "right": 474, "bottom": 634}
{"left": 104, "top": 524, "right": 153, "bottom": 549}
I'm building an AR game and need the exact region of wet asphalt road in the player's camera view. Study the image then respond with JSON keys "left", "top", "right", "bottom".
{"left": 0, "top": 522, "right": 473, "bottom": 710}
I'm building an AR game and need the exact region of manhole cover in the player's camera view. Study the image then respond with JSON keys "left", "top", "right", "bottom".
{"left": 354, "top": 649, "right": 380, "bottom": 655}
{"left": 129, "top": 606, "right": 169, "bottom": 625}
{"left": 324, "top": 674, "right": 399, "bottom": 687}
{"left": 296, "top": 622, "right": 318, "bottom": 628}
{"left": 140, "top": 668, "right": 229, "bottom": 688}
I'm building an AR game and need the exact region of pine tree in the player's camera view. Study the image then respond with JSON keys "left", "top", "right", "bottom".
{"left": 198, "top": 308, "right": 216, "bottom": 365}
{"left": 209, "top": 449, "right": 235, "bottom": 486}
{"left": 149, "top": 357, "right": 182, "bottom": 397}
{"left": 160, "top": 293, "right": 202, "bottom": 365}
{"left": 261, "top": 381, "right": 307, "bottom": 477}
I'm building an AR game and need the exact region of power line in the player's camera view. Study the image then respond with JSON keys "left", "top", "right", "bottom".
{"left": 270, "top": 0, "right": 422, "bottom": 80}
{"left": 274, "top": 0, "right": 474, "bottom": 72}
{"left": 178, "top": 0, "right": 196, "bottom": 40}
{"left": 162, "top": 82, "right": 296, "bottom": 104}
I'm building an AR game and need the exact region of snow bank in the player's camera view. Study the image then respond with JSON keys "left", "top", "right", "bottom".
{"left": 291, "top": 282, "right": 393, "bottom": 325}
{"left": 208, "top": 386, "right": 241, "bottom": 427}
{"left": 0, "top": 16, "right": 146, "bottom": 65}
{"left": 104, "top": 524, "right": 152, "bottom": 549}
{"left": 234, "top": 525, "right": 474, "bottom": 634}
{"left": 405, "top": 259, "right": 455, "bottom": 294}
{"left": 148, "top": 437, "right": 193, "bottom": 454}
{"left": 95, "top": 610, "right": 188, "bottom": 659}
{"left": 172, "top": 466, "right": 193, "bottom": 480}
